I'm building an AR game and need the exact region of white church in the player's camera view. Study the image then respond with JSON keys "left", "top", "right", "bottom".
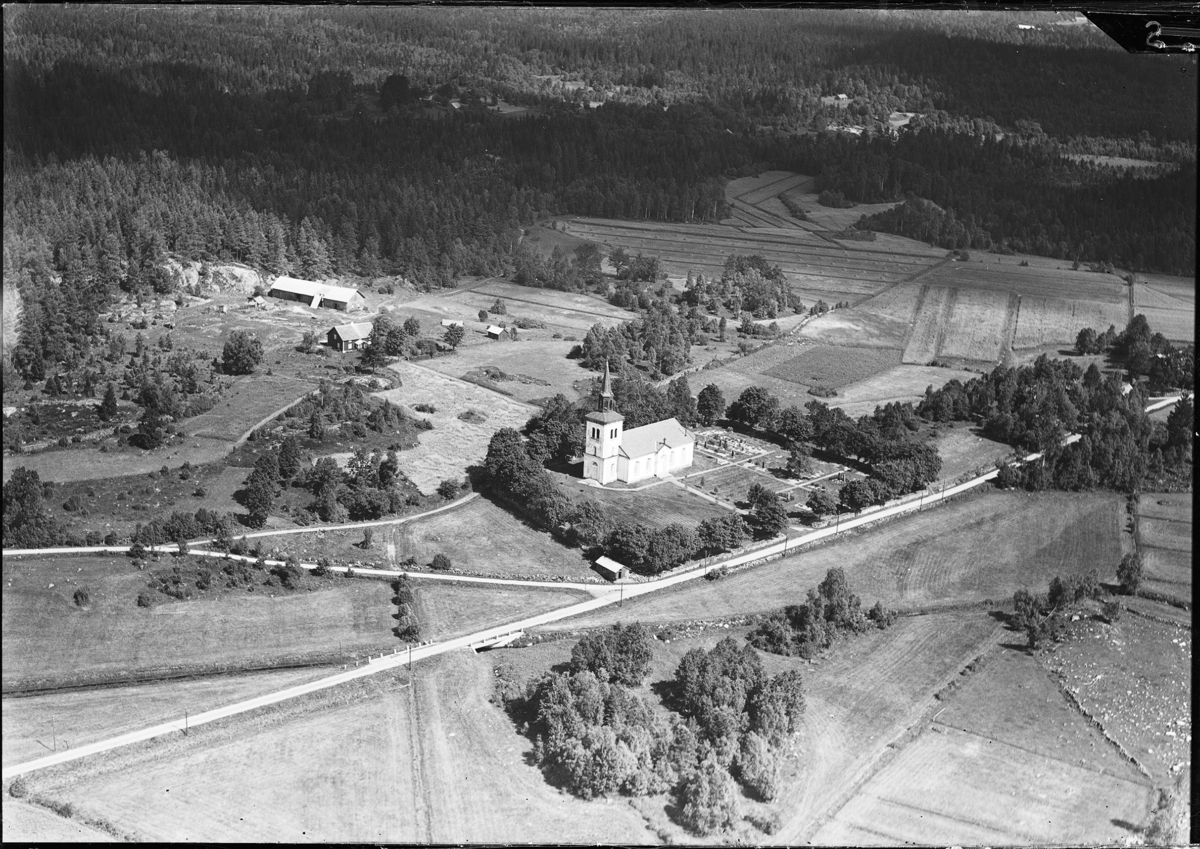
{"left": 583, "top": 363, "right": 695, "bottom": 486}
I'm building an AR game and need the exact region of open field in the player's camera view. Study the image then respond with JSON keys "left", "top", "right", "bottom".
{"left": 184, "top": 374, "right": 314, "bottom": 443}
{"left": 798, "top": 282, "right": 924, "bottom": 349}
{"left": 928, "top": 260, "right": 1129, "bottom": 302}
{"left": 815, "top": 647, "right": 1152, "bottom": 845}
{"left": 815, "top": 649, "right": 1153, "bottom": 845}
{"left": 3, "top": 667, "right": 330, "bottom": 768}
{"left": 42, "top": 652, "right": 655, "bottom": 843}
{"left": 554, "top": 474, "right": 734, "bottom": 530}
{"left": 2, "top": 550, "right": 580, "bottom": 691}
{"left": 563, "top": 217, "right": 942, "bottom": 306}
{"left": 1137, "top": 492, "right": 1192, "bottom": 605}
{"left": 1, "top": 799, "right": 116, "bottom": 842}
{"left": 1131, "top": 306, "right": 1194, "bottom": 343}
{"left": 936, "top": 288, "right": 1017, "bottom": 364}
{"left": 375, "top": 362, "right": 537, "bottom": 493}
{"left": 763, "top": 344, "right": 901, "bottom": 390}
{"left": 388, "top": 498, "right": 594, "bottom": 578}
{"left": 1135, "top": 272, "right": 1194, "bottom": 305}
{"left": 780, "top": 190, "right": 903, "bottom": 233}
{"left": 1012, "top": 294, "right": 1132, "bottom": 351}
{"left": 420, "top": 337, "right": 593, "bottom": 403}
{"left": 248, "top": 499, "right": 596, "bottom": 580}
{"left": 416, "top": 583, "right": 588, "bottom": 641}
{"left": 902, "top": 284, "right": 955, "bottom": 364}
{"left": 929, "top": 423, "right": 1013, "bottom": 481}
{"left": 453, "top": 279, "right": 632, "bottom": 332}
{"left": 2, "top": 435, "right": 234, "bottom": 484}
{"left": 828, "top": 364, "right": 972, "bottom": 419}
{"left": 776, "top": 611, "right": 1003, "bottom": 841}
{"left": 1042, "top": 611, "right": 1192, "bottom": 785}
{"left": 550, "top": 491, "right": 1124, "bottom": 630}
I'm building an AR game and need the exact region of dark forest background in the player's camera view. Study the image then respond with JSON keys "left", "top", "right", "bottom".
{"left": 3, "top": 7, "right": 1196, "bottom": 382}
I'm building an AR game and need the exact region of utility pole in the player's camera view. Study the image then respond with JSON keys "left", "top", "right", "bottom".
{"left": 619, "top": 582, "right": 624, "bottom": 608}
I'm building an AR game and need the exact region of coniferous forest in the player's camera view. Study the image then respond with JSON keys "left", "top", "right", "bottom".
{"left": 3, "top": 7, "right": 1196, "bottom": 384}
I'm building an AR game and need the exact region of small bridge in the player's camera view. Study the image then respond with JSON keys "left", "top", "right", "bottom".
{"left": 469, "top": 631, "right": 525, "bottom": 652}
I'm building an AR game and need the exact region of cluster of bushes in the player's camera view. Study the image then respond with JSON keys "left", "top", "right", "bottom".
{"left": 1011, "top": 569, "right": 1103, "bottom": 648}
{"left": 281, "top": 380, "right": 419, "bottom": 449}
{"left": 748, "top": 567, "right": 895, "bottom": 658}
{"left": 504, "top": 625, "right": 804, "bottom": 835}
{"left": 392, "top": 576, "right": 420, "bottom": 641}
{"left": 131, "top": 508, "right": 237, "bottom": 549}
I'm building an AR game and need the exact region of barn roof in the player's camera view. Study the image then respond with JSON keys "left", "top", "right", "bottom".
{"left": 440, "top": 319, "right": 464, "bottom": 326}
{"left": 594, "top": 556, "right": 627, "bottom": 576}
{"left": 269, "top": 276, "right": 364, "bottom": 303}
{"left": 618, "top": 417, "right": 692, "bottom": 460}
{"left": 486, "top": 324, "right": 506, "bottom": 335}
{"left": 330, "top": 321, "right": 373, "bottom": 341}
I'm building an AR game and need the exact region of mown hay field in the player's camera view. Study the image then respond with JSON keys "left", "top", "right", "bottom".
{"left": 928, "top": 261, "right": 1129, "bottom": 302}
{"left": 763, "top": 344, "right": 901, "bottom": 390}
{"left": 829, "top": 364, "right": 969, "bottom": 419}
{"left": 798, "top": 282, "right": 924, "bottom": 349}
{"left": 376, "top": 362, "right": 537, "bottom": 493}
{"left": 1132, "top": 306, "right": 1194, "bottom": 344}
{"left": 902, "top": 284, "right": 955, "bottom": 364}
{"left": 41, "top": 652, "right": 656, "bottom": 844}
{"left": 727, "top": 170, "right": 814, "bottom": 205}
{"left": 250, "top": 497, "right": 596, "bottom": 580}
{"left": 3, "top": 667, "right": 329, "bottom": 768}
{"left": 420, "top": 338, "right": 593, "bottom": 403}
{"left": 550, "top": 491, "right": 1124, "bottom": 631}
{"left": 1131, "top": 280, "right": 1195, "bottom": 341}
{"left": 2, "top": 550, "right": 578, "bottom": 691}
{"left": 1012, "top": 294, "right": 1131, "bottom": 351}
{"left": 1, "top": 799, "right": 116, "bottom": 843}
{"left": 563, "top": 217, "right": 939, "bottom": 306}
{"left": 929, "top": 424, "right": 1013, "bottom": 481}
{"left": 1041, "top": 611, "right": 1192, "bottom": 785}
{"left": 1137, "top": 492, "right": 1191, "bottom": 605}
{"left": 814, "top": 649, "right": 1152, "bottom": 846}
{"left": 936, "top": 288, "right": 1017, "bottom": 364}
{"left": 554, "top": 475, "right": 734, "bottom": 530}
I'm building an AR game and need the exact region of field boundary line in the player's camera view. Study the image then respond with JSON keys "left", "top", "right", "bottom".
{"left": 792, "top": 623, "right": 1007, "bottom": 843}
{"left": 1044, "top": 666, "right": 1156, "bottom": 783}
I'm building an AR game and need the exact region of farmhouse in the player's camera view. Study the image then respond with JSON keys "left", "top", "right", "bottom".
{"left": 267, "top": 276, "right": 367, "bottom": 312}
{"left": 583, "top": 363, "right": 695, "bottom": 486}
{"left": 327, "top": 321, "right": 373, "bottom": 352}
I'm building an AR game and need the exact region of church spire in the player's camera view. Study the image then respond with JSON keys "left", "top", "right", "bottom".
{"left": 599, "top": 361, "right": 615, "bottom": 412}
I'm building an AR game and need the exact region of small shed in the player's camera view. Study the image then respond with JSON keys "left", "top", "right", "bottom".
{"left": 594, "top": 556, "right": 629, "bottom": 581}
{"left": 328, "top": 321, "right": 374, "bottom": 353}
{"left": 249, "top": 295, "right": 267, "bottom": 309}
{"left": 486, "top": 324, "right": 507, "bottom": 340}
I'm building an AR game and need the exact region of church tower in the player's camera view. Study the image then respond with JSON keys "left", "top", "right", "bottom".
{"left": 583, "top": 362, "right": 623, "bottom": 485}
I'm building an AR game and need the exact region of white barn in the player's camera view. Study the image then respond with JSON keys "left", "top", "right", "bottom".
{"left": 267, "top": 276, "right": 366, "bottom": 312}
{"left": 582, "top": 364, "right": 695, "bottom": 486}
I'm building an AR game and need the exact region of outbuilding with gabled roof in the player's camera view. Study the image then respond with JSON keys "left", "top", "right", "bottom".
{"left": 327, "top": 321, "right": 374, "bottom": 353}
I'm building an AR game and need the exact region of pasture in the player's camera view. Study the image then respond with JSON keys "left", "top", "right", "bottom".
{"left": 1042, "top": 611, "right": 1192, "bottom": 785}
{"left": 40, "top": 652, "right": 655, "bottom": 843}
{"left": 2, "top": 436, "right": 234, "bottom": 485}
{"left": 1, "top": 799, "right": 116, "bottom": 842}
{"left": 554, "top": 474, "right": 734, "bottom": 530}
{"left": 1012, "top": 294, "right": 1131, "bottom": 351}
{"left": 763, "top": 344, "right": 901, "bottom": 391}
{"left": 562, "top": 217, "right": 941, "bottom": 307}
{"left": 450, "top": 279, "right": 631, "bottom": 334}
{"left": 3, "top": 667, "right": 329, "bottom": 768}
{"left": 798, "top": 282, "right": 924, "bottom": 349}
{"left": 375, "top": 362, "right": 537, "bottom": 493}
{"left": 549, "top": 490, "right": 1124, "bottom": 630}
{"left": 935, "top": 288, "right": 1017, "bottom": 364}
{"left": 1137, "top": 492, "right": 1192, "bottom": 606}
{"left": 929, "top": 423, "right": 1013, "bottom": 481}
{"left": 814, "top": 650, "right": 1152, "bottom": 846}
{"left": 183, "top": 374, "right": 314, "bottom": 443}
{"left": 1130, "top": 276, "right": 1194, "bottom": 342}
{"left": 828, "top": 364, "right": 971, "bottom": 419}
{"left": 420, "top": 338, "right": 593, "bottom": 403}
{"left": 1, "top": 551, "right": 579, "bottom": 691}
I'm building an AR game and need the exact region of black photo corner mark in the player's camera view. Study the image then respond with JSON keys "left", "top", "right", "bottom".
{"left": 1085, "top": 10, "right": 1200, "bottom": 54}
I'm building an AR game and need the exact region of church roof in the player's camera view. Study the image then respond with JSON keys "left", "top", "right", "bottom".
{"left": 618, "top": 417, "right": 692, "bottom": 460}
{"left": 586, "top": 409, "right": 624, "bottom": 424}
